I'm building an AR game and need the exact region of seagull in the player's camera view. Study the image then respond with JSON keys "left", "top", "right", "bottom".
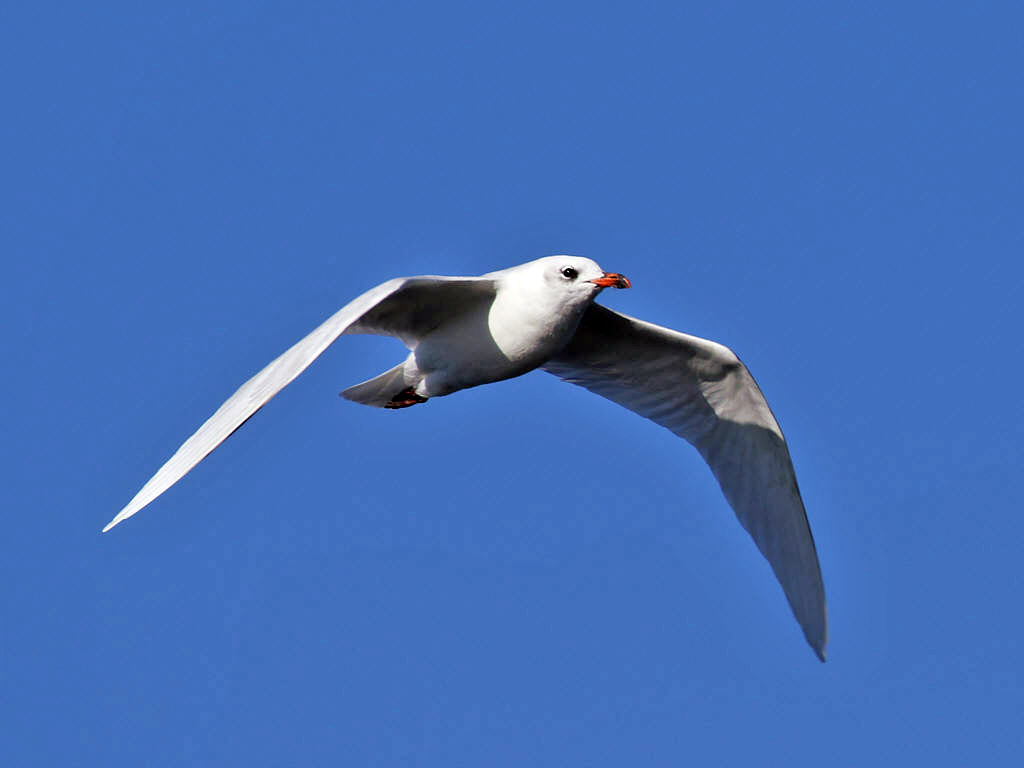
{"left": 104, "top": 255, "right": 827, "bottom": 660}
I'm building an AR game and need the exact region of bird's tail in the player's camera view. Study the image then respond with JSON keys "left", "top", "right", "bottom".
{"left": 340, "top": 362, "right": 411, "bottom": 408}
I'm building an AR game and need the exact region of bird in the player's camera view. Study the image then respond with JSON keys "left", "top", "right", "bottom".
{"left": 104, "top": 255, "right": 827, "bottom": 660}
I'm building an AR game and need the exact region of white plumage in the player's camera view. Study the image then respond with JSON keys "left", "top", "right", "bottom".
{"left": 105, "top": 255, "right": 826, "bottom": 660}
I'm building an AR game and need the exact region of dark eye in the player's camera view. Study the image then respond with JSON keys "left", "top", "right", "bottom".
{"left": 560, "top": 266, "right": 578, "bottom": 280}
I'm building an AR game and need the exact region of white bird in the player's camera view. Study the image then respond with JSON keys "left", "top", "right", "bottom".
{"left": 105, "top": 256, "right": 827, "bottom": 660}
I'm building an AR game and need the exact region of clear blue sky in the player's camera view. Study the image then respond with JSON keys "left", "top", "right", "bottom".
{"left": 4, "top": 1, "right": 1022, "bottom": 764}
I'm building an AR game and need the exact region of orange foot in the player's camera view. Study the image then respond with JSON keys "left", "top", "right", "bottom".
{"left": 384, "top": 386, "right": 428, "bottom": 409}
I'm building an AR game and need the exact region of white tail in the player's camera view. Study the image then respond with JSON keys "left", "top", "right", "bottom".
{"left": 340, "top": 362, "right": 411, "bottom": 407}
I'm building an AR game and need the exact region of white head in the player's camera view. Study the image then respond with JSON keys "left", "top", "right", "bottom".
{"left": 484, "top": 256, "right": 631, "bottom": 333}
{"left": 504, "top": 255, "right": 630, "bottom": 307}
{"left": 540, "top": 254, "right": 629, "bottom": 288}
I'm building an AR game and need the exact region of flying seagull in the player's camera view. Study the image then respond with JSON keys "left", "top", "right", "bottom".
{"left": 104, "top": 255, "right": 827, "bottom": 660}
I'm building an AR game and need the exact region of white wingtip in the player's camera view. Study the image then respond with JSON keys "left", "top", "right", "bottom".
{"left": 102, "top": 505, "right": 136, "bottom": 533}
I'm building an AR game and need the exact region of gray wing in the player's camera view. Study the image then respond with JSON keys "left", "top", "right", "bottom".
{"left": 103, "top": 276, "right": 496, "bottom": 532}
{"left": 543, "top": 304, "right": 827, "bottom": 660}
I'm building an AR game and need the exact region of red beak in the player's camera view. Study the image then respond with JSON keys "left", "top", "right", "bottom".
{"left": 590, "top": 272, "right": 631, "bottom": 289}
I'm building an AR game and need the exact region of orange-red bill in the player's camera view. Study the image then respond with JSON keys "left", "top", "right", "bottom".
{"left": 590, "top": 272, "right": 631, "bottom": 289}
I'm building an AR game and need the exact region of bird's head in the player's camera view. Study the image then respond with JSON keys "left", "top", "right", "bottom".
{"left": 485, "top": 256, "right": 631, "bottom": 325}
{"left": 536, "top": 255, "right": 631, "bottom": 304}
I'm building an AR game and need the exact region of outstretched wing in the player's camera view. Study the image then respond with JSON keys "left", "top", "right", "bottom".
{"left": 543, "top": 303, "right": 827, "bottom": 660}
{"left": 104, "top": 276, "right": 496, "bottom": 532}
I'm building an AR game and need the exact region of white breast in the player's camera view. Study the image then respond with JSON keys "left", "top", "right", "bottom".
{"left": 486, "top": 279, "right": 583, "bottom": 366}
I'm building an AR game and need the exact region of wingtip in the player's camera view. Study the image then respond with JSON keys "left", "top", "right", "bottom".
{"left": 807, "top": 618, "right": 828, "bottom": 662}
{"left": 101, "top": 508, "right": 132, "bottom": 533}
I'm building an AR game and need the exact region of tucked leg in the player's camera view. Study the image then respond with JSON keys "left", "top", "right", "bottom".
{"left": 384, "top": 386, "right": 428, "bottom": 409}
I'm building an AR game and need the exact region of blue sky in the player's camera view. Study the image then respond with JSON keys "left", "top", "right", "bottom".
{"left": 4, "top": 1, "right": 1023, "bottom": 764}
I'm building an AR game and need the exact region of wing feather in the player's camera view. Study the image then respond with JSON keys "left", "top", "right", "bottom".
{"left": 103, "top": 276, "right": 495, "bottom": 531}
{"left": 543, "top": 303, "right": 827, "bottom": 659}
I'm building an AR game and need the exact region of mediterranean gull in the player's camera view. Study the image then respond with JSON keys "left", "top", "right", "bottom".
{"left": 104, "top": 255, "right": 827, "bottom": 660}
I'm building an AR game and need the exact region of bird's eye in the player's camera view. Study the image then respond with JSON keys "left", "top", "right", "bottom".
{"left": 560, "top": 266, "right": 578, "bottom": 280}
